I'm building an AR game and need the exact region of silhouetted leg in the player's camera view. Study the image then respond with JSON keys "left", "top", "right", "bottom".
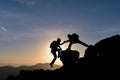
{"left": 68, "top": 43, "right": 72, "bottom": 50}
{"left": 78, "top": 40, "right": 89, "bottom": 47}
{"left": 50, "top": 52, "right": 57, "bottom": 67}
{"left": 58, "top": 49, "right": 61, "bottom": 58}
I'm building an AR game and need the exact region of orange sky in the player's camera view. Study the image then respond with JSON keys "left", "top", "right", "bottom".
{"left": 0, "top": 32, "right": 87, "bottom": 67}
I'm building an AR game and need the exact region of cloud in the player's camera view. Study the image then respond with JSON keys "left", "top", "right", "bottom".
{"left": 0, "top": 10, "right": 25, "bottom": 19}
{"left": 14, "top": 0, "right": 64, "bottom": 6}
{"left": 51, "top": 0, "right": 62, "bottom": 4}
{"left": 15, "top": 0, "right": 37, "bottom": 6}
{"left": 1, "top": 26, "right": 7, "bottom": 32}
{"left": 100, "top": 28, "right": 120, "bottom": 34}
{"left": 0, "top": 25, "right": 78, "bottom": 43}
{"left": 0, "top": 9, "right": 39, "bottom": 25}
{"left": 95, "top": 27, "right": 120, "bottom": 35}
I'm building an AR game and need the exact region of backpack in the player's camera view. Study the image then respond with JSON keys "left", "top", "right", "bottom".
{"left": 50, "top": 41, "right": 56, "bottom": 48}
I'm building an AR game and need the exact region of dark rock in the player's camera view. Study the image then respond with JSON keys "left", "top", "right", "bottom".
{"left": 60, "top": 49, "right": 79, "bottom": 66}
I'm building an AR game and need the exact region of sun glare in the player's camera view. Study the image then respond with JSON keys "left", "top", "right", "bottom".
{"left": 35, "top": 37, "right": 64, "bottom": 66}
{"left": 35, "top": 32, "right": 86, "bottom": 66}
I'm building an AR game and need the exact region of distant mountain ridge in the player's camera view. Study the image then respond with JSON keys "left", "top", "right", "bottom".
{"left": 0, "top": 63, "right": 60, "bottom": 80}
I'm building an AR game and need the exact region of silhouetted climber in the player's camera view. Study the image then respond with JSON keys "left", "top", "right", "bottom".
{"left": 61, "top": 33, "right": 89, "bottom": 50}
{"left": 50, "top": 38, "right": 62, "bottom": 68}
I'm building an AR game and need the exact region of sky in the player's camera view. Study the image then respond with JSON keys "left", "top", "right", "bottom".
{"left": 0, "top": 0, "right": 120, "bottom": 66}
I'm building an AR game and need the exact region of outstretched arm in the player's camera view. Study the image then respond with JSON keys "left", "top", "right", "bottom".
{"left": 60, "top": 40, "right": 69, "bottom": 45}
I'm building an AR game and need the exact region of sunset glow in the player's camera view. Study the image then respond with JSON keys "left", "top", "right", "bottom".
{"left": 0, "top": 0, "right": 120, "bottom": 67}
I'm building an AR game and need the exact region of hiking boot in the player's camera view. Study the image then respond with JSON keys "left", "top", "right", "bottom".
{"left": 50, "top": 63, "right": 53, "bottom": 68}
